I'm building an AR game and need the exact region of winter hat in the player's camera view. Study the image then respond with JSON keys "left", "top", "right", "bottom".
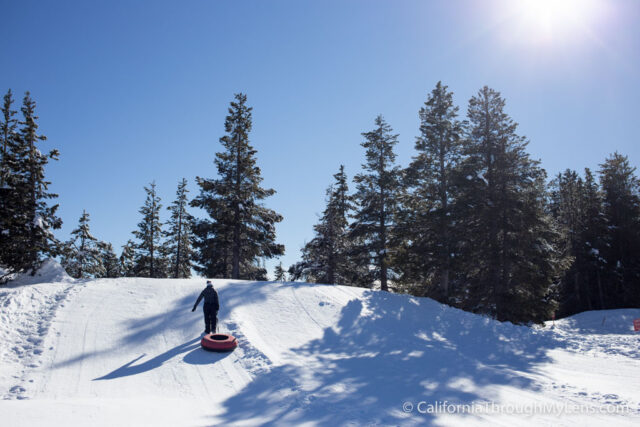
{"left": 206, "top": 280, "right": 213, "bottom": 287}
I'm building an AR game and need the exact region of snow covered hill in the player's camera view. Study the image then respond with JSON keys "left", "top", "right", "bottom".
{"left": 1, "top": 269, "right": 639, "bottom": 426}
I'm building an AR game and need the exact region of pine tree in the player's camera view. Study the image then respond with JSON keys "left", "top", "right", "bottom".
{"left": 456, "top": 86, "right": 567, "bottom": 323}
{"left": 0, "top": 89, "right": 18, "bottom": 188}
{"left": 0, "top": 90, "right": 18, "bottom": 273}
{"left": 274, "top": 262, "right": 286, "bottom": 281}
{"left": 1, "top": 92, "right": 61, "bottom": 275}
{"left": 296, "top": 165, "right": 363, "bottom": 285}
{"left": 350, "top": 116, "right": 401, "bottom": 291}
{"left": 132, "top": 182, "right": 166, "bottom": 278}
{"left": 400, "top": 82, "right": 463, "bottom": 300}
{"left": 548, "top": 168, "right": 611, "bottom": 315}
{"left": 599, "top": 153, "right": 640, "bottom": 307}
{"left": 580, "top": 168, "right": 609, "bottom": 310}
{"left": 98, "top": 242, "right": 121, "bottom": 278}
{"left": 191, "top": 93, "right": 284, "bottom": 280}
{"left": 165, "top": 178, "right": 194, "bottom": 278}
{"left": 549, "top": 169, "right": 584, "bottom": 314}
{"left": 120, "top": 240, "right": 136, "bottom": 277}
{"left": 60, "top": 210, "right": 104, "bottom": 278}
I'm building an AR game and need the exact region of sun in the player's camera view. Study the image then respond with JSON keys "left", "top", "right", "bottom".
{"left": 510, "top": 0, "right": 601, "bottom": 43}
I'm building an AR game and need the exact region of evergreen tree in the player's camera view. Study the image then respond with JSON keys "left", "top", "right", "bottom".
{"left": 274, "top": 262, "right": 286, "bottom": 281}
{"left": 0, "top": 89, "right": 17, "bottom": 188}
{"left": 132, "top": 182, "right": 166, "bottom": 278}
{"left": 399, "top": 82, "right": 463, "bottom": 300}
{"left": 350, "top": 116, "right": 401, "bottom": 291}
{"left": 599, "top": 153, "right": 640, "bottom": 307}
{"left": 548, "top": 168, "right": 611, "bottom": 315}
{"left": 297, "top": 165, "right": 363, "bottom": 285}
{"left": 286, "top": 260, "right": 306, "bottom": 282}
{"left": 191, "top": 218, "right": 233, "bottom": 278}
{"left": 0, "top": 90, "right": 18, "bottom": 273}
{"left": 580, "top": 168, "right": 609, "bottom": 310}
{"left": 165, "top": 178, "right": 194, "bottom": 278}
{"left": 119, "top": 240, "right": 136, "bottom": 277}
{"left": 98, "top": 242, "right": 122, "bottom": 278}
{"left": 456, "top": 86, "right": 567, "bottom": 323}
{"left": 60, "top": 210, "right": 104, "bottom": 278}
{"left": 549, "top": 169, "right": 584, "bottom": 314}
{"left": 1, "top": 92, "right": 61, "bottom": 275}
{"left": 191, "top": 93, "right": 284, "bottom": 280}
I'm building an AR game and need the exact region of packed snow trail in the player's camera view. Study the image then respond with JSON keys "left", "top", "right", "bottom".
{"left": 0, "top": 272, "right": 639, "bottom": 426}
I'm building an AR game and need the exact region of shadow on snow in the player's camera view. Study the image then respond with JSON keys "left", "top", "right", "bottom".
{"left": 213, "top": 289, "right": 564, "bottom": 425}
{"left": 93, "top": 337, "right": 232, "bottom": 380}
{"left": 55, "top": 280, "right": 273, "bottom": 371}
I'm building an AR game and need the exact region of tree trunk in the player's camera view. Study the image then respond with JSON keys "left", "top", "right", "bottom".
{"left": 0, "top": 124, "right": 7, "bottom": 188}
{"left": 597, "top": 269, "right": 606, "bottom": 309}
{"left": 79, "top": 235, "right": 85, "bottom": 278}
{"left": 439, "top": 136, "right": 449, "bottom": 298}
{"left": 584, "top": 274, "right": 593, "bottom": 310}
{"left": 150, "top": 199, "right": 155, "bottom": 278}
{"left": 379, "top": 158, "right": 388, "bottom": 292}
{"left": 29, "top": 133, "right": 37, "bottom": 268}
{"left": 327, "top": 252, "right": 335, "bottom": 285}
{"left": 175, "top": 203, "right": 182, "bottom": 279}
{"left": 380, "top": 201, "right": 388, "bottom": 292}
{"left": 574, "top": 272, "right": 581, "bottom": 310}
{"left": 232, "top": 208, "right": 240, "bottom": 280}
{"left": 441, "top": 269, "right": 449, "bottom": 299}
{"left": 232, "top": 135, "right": 241, "bottom": 280}
{"left": 327, "top": 212, "right": 335, "bottom": 284}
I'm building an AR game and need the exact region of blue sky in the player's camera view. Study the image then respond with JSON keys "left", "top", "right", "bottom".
{"left": 2, "top": 0, "right": 639, "bottom": 278}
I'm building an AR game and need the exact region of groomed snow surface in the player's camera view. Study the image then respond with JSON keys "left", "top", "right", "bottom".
{"left": 1, "top": 263, "right": 639, "bottom": 426}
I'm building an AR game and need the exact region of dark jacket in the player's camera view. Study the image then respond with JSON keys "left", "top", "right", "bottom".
{"left": 193, "top": 286, "right": 219, "bottom": 312}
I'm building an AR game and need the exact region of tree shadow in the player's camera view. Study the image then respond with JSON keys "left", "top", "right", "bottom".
{"left": 53, "top": 280, "right": 277, "bottom": 370}
{"left": 213, "top": 290, "right": 564, "bottom": 425}
{"left": 84, "top": 280, "right": 281, "bottom": 380}
{"left": 119, "top": 281, "right": 278, "bottom": 345}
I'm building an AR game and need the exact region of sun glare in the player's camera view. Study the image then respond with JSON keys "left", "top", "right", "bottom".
{"left": 511, "top": 0, "right": 601, "bottom": 43}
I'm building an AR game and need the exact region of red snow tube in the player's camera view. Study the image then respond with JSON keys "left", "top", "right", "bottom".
{"left": 201, "top": 333, "right": 238, "bottom": 352}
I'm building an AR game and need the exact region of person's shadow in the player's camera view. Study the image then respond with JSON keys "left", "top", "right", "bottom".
{"left": 94, "top": 337, "right": 231, "bottom": 380}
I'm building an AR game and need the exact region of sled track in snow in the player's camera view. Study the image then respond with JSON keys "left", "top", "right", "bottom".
{"left": 289, "top": 285, "right": 325, "bottom": 330}
{"left": 222, "top": 319, "right": 273, "bottom": 378}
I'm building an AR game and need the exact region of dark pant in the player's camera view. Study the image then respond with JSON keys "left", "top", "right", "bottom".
{"left": 203, "top": 303, "right": 217, "bottom": 333}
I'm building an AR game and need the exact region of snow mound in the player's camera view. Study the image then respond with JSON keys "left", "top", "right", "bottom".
{"left": 550, "top": 309, "right": 640, "bottom": 360}
{"left": 553, "top": 309, "right": 640, "bottom": 335}
{"left": 4, "top": 259, "right": 73, "bottom": 287}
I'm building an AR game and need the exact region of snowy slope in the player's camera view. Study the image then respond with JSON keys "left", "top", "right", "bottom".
{"left": 0, "top": 272, "right": 639, "bottom": 426}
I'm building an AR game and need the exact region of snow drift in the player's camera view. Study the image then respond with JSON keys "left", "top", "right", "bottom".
{"left": 0, "top": 270, "right": 638, "bottom": 425}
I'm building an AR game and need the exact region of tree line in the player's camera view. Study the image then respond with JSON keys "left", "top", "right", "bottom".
{"left": 0, "top": 90, "right": 62, "bottom": 276}
{"left": 0, "top": 91, "right": 283, "bottom": 282}
{"left": 289, "top": 82, "right": 640, "bottom": 323}
{"left": 1, "top": 86, "right": 638, "bottom": 324}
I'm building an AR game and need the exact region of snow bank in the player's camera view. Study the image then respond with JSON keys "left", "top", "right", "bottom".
{"left": 553, "top": 309, "right": 640, "bottom": 335}
{"left": 4, "top": 259, "right": 73, "bottom": 287}
{"left": 0, "top": 259, "right": 75, "bottom": 399}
